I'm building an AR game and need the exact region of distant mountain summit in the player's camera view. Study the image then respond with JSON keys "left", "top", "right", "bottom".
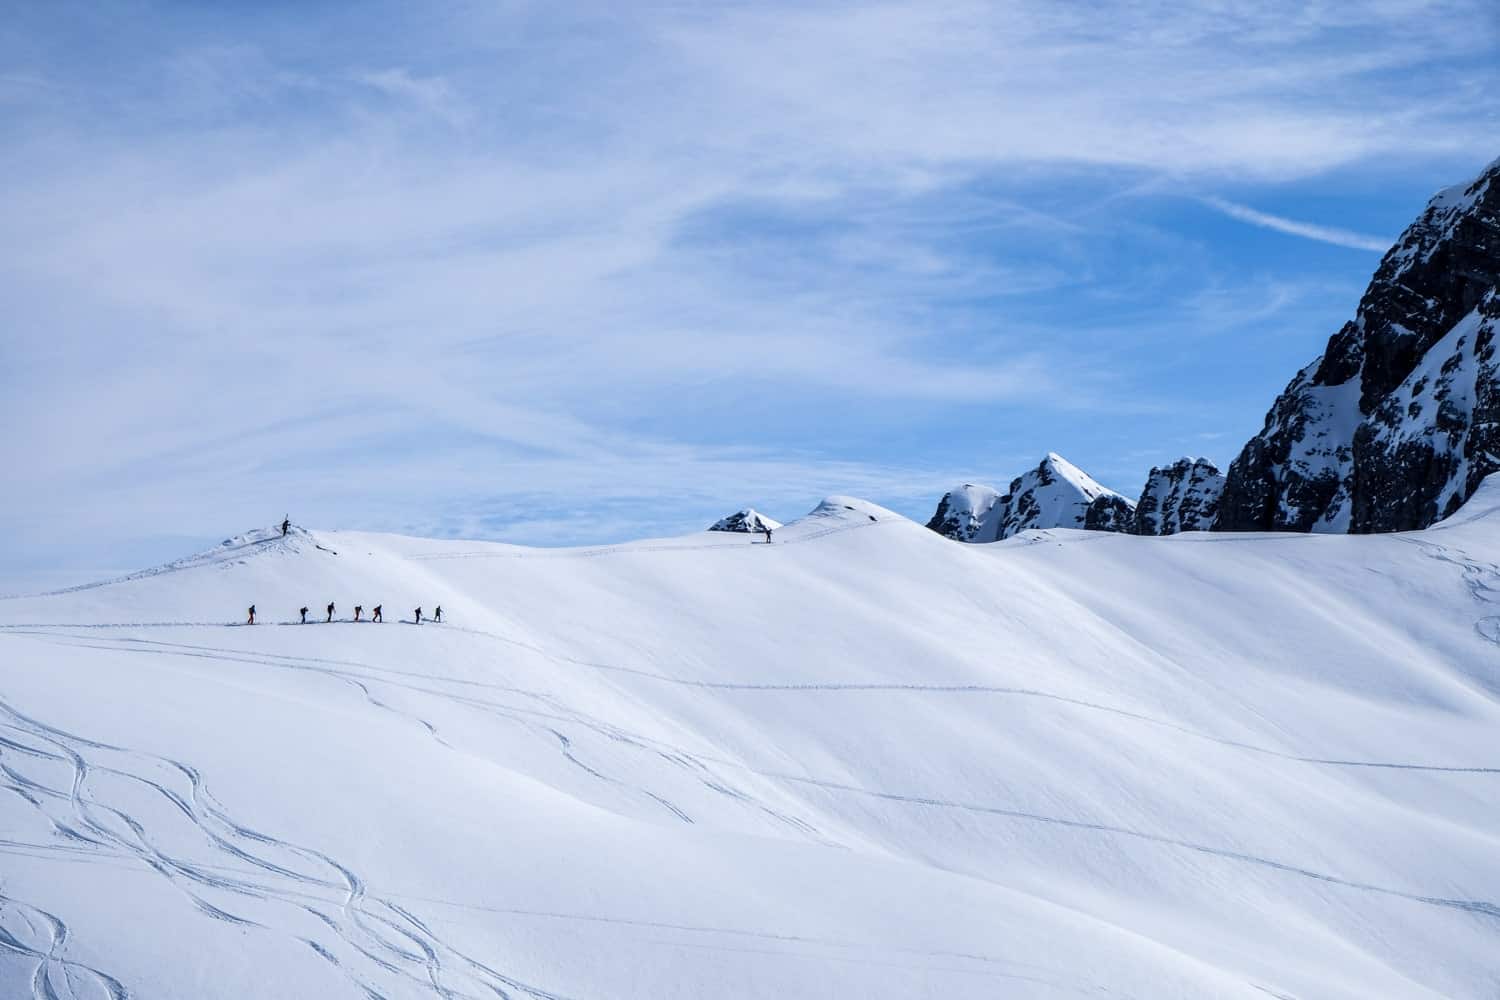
{"left": 1134, "top": 458, "right": 1225, "bottom": 536}
{"left": 927, "top": 453, "right": 1134, "bottom": 542}
{"left": 708, "top": 509, "right": 783, "bottom": 533}
{"left": 1218, "top": 156, "right": 1500, "bottom": 532}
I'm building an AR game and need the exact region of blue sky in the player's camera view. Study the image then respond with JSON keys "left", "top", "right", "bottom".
{"left": 4, "top": 0, "right": 1498, "bottom": 589}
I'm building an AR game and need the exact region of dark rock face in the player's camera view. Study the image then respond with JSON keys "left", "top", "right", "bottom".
{"left": 1134, "top": 458, "right": 1226, "bottom": 536}
{"left": 709, "top": 509, "right": 782, "bottom": 533}
{"left": 926, "top": 484, "right": 1000, "bottom": 542}
{"left": 1218, "top": 157, "right": 1500, "bottom": 532}
{"left": 1086, "top": 494, "right": 1135, "bottom": 533}
{"left": 1349, "top": 291, "right": 1500, "bottom": 531}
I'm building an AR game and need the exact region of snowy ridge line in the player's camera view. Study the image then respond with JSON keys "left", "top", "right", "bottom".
{"left": 14, "top": 628, "right": 1500, "bottom": 933}
{"left": 0, "top": 530, "right": 305, "bottom": 602}
{"left": 8, "top": 626, "right": 1500, "bottom": 775}
{"left": 0, "top": 697, "right": 576, "bottom": 1000}
{"left": 750, "top": 771, "right": 1500, "bottom": 921}
{"left": 407, "top": 515, "right": 895, "bottom": 561}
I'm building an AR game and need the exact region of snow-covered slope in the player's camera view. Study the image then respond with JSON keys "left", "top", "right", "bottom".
{"left": 928, "top": 453, "right": 1135, "bottom": 542}
{"left": 1218, "top": 156, "right": 1500, "bottom": 532}
{"left": 707, "top": 508, "right": 783, "bottom": 533}
{"left": 3, "top": 493, "right": 1500, "bottom": 999}
{"left": 1134, "top": 457, "right": 1226, "bottom": 535}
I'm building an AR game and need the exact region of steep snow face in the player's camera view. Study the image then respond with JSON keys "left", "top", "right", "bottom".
{"left": 1134, "top": 458, "right": 1226, "bottom": 535}
{"left": 1219, "top": 156, "right": 1500, "bottom": 532}
{"left": 708, "top": 508, "right": 783, "bottom": 533}
{"left": 929, "top": 454, "right": 1134, "bottom": 542}
{"left": 3, "top": 496, "right": 1500, "bottom": 999}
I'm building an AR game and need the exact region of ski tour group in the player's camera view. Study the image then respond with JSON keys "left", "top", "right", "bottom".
{"left": 243, "top": 518, "right": 443, "bottom": 627}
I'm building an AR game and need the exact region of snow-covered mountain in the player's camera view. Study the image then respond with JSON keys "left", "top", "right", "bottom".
{"left": 927, "top": 453, "right": 1134, "bottom": 542}
{"left": 1218, "top": 156, "right": 1500, "bottom": 532}
{"left": 1134, "top": 457, "right": 1225, "bottom": 535}
{"left": 708, "top": 508, "right": 783, "bottom": 533}
{"left": 924, "top": 482, "right": 1002, "bottom": 541}
{"left": 4, "top": 492, "right": 1500, "bottom": 999}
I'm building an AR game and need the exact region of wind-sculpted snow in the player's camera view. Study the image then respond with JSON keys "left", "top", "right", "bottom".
{"left": 3, "top": 493, "right": 1500, "bottom": 997}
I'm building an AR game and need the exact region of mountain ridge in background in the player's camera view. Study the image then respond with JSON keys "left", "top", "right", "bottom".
{"left": 931, "top": 155, "right": 1500, "bottom": 542}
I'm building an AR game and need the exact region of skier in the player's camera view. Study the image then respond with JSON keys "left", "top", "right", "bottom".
{"left": 434, "top": 605, "right": 442, "bottom": 623}
{"left": 247, "top": 605, "right": 256, "bottom": 625}
{"left": 414, "top": 606, "right": 422, "bottom": 625}
{"left": 373, "top": 605, "right": 383, "bottom": 623}
{"left": 763, "top": 526, "right": 773, "bottom": 544}
{"left": 326, "top": 602, "right": 335, "bottom": 623}
{"left": 281, "top": 516, "right": 290, "bottom": 537}
{"left": 300, "top": 606, "right": 308, "bottom": 624}
{"left": 354, "top": 605, "right": 363, "bottom": 622}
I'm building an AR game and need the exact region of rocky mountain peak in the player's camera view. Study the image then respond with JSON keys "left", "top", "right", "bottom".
{"left": 928, "top": 455, "right": 1134, "bottom": 542}
{"left": 1134, "top": 458, "right": 1225, "bottom": 536}
{"left": 708, "top": 509, "right": 783, "bottom": 533}
{"left": 1218, "top": 156, "right": 1500, "bottom": 533}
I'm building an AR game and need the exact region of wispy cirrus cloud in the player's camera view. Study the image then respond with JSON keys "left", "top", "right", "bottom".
{"left": 1199, "top": 196, "right": 1392, "bottom": 252}
{"left": 1, "top": 0, "right": 1497, "bottom": 585}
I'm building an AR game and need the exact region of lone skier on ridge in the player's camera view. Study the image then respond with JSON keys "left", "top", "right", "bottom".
{"left": 300, "top": 606, "right": 308, "bottom": 624}
{"left": 326, "top": 602, "right": 335, "bottom": 623}
{"left": 281, "top": 517, "right": 290, "bottom": 537}
{"left": 247, "top": 605, "right": 256, "bottom": 625}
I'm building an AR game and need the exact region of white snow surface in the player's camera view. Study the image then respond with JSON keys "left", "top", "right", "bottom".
{"left": 3, "top": 494, "right": 1500, "bottom": 999}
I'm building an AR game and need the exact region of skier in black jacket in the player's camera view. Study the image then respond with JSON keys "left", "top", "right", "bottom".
{"left": 326, "top": 602, "right": 335, "bottom": 623}
{"left": 300, "top": 606, "right": 308, "bottom": 624}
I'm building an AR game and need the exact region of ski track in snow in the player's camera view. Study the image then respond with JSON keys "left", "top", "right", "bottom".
{"left": 0, "top": 888, "right": 129, "bottom": 1000}
{"left": 5, "top": 625, "right": 1499, "bottom": 936}
{"left": 0, "top": 698, "right": 575, "bottom": 1000}
{"left": 1396, "top": 535, "right": 1500, "bottom": 662}
{"left": 12, "top": 623, "right": 1492, "bottom": 777}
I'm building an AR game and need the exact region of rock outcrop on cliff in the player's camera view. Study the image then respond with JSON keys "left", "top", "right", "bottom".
{"left": 1217, "top": 157, "right": 1500, "bottom": 533}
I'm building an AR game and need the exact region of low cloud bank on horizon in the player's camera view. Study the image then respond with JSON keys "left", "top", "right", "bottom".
{"left": 3, "top": 0, "right": 1498, "bottom": 587}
